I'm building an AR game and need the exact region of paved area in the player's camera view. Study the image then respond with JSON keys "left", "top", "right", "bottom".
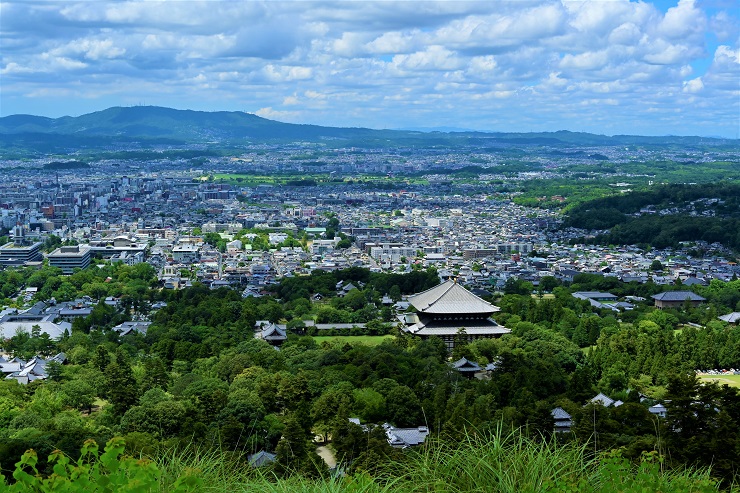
{"left": 316, "top": 445, "right": 337, "bottom": 468}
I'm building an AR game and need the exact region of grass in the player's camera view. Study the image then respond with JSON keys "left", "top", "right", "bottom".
{"left": 1, "top": 428, "right": 723, "bottom": 492}
{"left": 531, "top": 294, "right": 556, "bottom": 300}
{"left": 581, "top": 345, "right": 597, "bottom": 355}
{"left": 148, "top": 427, "right": 722, "bottom": 493}
{"left": 698, "top": 374, "right": 740, "bottom": 388}
{"left": 388, "top": 428, "right": 592, "bottom": 493}
{"left": 312, "top": 335, "right": 394, "bottom": 346}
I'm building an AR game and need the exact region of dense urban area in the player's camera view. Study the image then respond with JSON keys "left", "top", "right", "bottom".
{"left": 0, "top": 111, "right": 739, "bottom": 491}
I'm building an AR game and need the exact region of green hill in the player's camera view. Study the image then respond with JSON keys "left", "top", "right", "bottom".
{"left": 1, "top": 106, "right": 735, "bottom": 150}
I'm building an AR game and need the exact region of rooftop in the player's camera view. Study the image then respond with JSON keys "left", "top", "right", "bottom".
{"left": 652, "top": 291, "right": 706, "bottom": 302}
{"left": 408, "top": 280, "right": 498, "bottom": 315}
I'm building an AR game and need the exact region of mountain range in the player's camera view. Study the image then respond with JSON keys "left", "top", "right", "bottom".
{"left": 0, "top": 106, "right": 734, "bottom": 152}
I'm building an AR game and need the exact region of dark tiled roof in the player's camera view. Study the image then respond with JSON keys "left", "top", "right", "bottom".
{"left": 590, "top": 393, "right": 614, "bottom": 407}
{"left": 652, "top": 291, "right": 705, "bottom": 302}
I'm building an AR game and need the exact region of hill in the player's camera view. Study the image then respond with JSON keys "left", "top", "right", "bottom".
{"left": 0, "top": 106, "right": 735, "bottom": 151}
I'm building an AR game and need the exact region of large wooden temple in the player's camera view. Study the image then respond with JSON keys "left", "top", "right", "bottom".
{"left": 401, "top": 280, "right": 510, "bottom": 352}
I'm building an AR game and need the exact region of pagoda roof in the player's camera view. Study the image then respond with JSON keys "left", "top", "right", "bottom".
{"left": 408, "top": 280, "right": 499, "bottom": 315}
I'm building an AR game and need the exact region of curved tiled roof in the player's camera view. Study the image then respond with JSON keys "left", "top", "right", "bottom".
{"left": 408, "top": 280, "right": 498, "bottom": 315}
{"left": 261, "top": 323, "right": 287, "bottom": 341}
{"left": 652, "top": 291, "right": 705, "bottom": 301}
{"left": 551, "top": 407, "right": 571, "bottom": 420}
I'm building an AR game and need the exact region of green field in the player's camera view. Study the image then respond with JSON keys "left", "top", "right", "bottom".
{"left": 698, "top": 374, "right": 740, "bottom": 388}
{"left": 581, "top": 345, "right": 597, "bottom": 355}
{"left": 312, "top": 335, "right": 395, "bottom": 346}
{"left": 531, "top": 293, "right": 555, "bottom": 300}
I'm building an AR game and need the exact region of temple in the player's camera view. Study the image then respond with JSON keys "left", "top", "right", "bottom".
{"left": 401, "top": 280, "right": 510, "bottom": 352}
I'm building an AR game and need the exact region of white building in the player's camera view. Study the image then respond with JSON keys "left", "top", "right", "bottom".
{"left": 47, "top": 245, "right": 92, "bottom": 274}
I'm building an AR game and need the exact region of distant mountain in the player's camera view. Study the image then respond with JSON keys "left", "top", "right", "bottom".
{"left": 0, "top": 106, "right": 735, "bottom": 151}
{"left": 0, "top": 106, "right": 384, "bottom": 141}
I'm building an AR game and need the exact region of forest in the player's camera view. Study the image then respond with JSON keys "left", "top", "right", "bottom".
{"left": 562, "top": 183, "right": 740, "bottom": 250}
{"left": 0, "top": 264, "right": 739, "bottom": 489}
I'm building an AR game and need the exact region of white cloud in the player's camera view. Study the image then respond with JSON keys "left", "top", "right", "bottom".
{"left": 51, "top": 38, "right": 126, "bottom": 60}
{"left": 683, "top": 77, "right": 704, "bottom": 93}
{"left": 282, "top": 94, "right": 299, "bottom": 106}
{"left": 392, "top": 46, "right": 462, "bottom": 72}
{"left": 710, "top": 11, "right": 740, "bottom": 43}
{"left": 255, "top": 106, "right": 302, "bottom": 122}
{"left": 0, "top": 0, "right": 737, "bottom": 137}
{"left": 366, "top": 31, "right": 420, "bottom": 55}
{"left": 658, "top": 0, "right": 706, "bottom": 40}
{"left": 263, "top": 65, "right": 313, "bottom": 82}
{"left": 560, "top": 50, "right": 609, "bottom": 71}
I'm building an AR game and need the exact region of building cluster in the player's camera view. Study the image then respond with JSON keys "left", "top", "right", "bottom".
{"left": 0, "top": 162, "right": 736, "bottom": 301}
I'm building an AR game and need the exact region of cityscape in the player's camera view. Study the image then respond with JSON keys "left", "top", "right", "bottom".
{"left": 1, "top": 0, "right": 739, "bottom": 491}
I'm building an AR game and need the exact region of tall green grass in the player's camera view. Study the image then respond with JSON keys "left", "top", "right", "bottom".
{"left": 1, "top": 428, "right": 725, "bottom": 492}
{"left": 388, "top": 428, "right": 591, "bottom": 493}
{"left": 149, "top": 427, "right": 724, "bottom": 493}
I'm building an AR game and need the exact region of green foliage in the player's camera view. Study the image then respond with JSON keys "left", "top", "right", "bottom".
{"left": 564, "top": 183, "right": 740, "bottom": 249}
{"left": 2, "top": 264, "right": 740, "bottom": 488}
{"left": 597, "top": 215, "right": 740, "bottom": 250}
{"left": 2, "top": 430, "right": 721, "bottom": 493}
{"left": 504, "top": 277, "right": 534, "bottom": 295}
{"left": 0, "top": 437, "right": 201, "bottom": 492}
{"left": 544, "top": 452, "right": 719, "bottom": 493}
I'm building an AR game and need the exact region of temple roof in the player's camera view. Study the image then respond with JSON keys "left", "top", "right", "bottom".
{"left": 452, "top": 357, "right": 481, "bottom": 372}
{"left": 408, "top": 280, "right": 499, "bottom": 315}
{"left": 260, "top": 323, "right": 287, "bottom": 341}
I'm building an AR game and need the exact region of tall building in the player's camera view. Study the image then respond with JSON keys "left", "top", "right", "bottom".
{"left": 402, "top": 279, "right": 510, "bottom": 352}
{"left": 0, "top": 223, "right": 42, "bottom": 267}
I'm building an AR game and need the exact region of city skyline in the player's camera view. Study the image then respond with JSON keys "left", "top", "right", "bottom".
{"left": 1, "top": 0, "right": 738, "bottom": 137}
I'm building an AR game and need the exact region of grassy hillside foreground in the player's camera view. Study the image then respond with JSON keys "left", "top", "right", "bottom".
{"left": 0, "top": 430, "right": 727, "bottom": 493}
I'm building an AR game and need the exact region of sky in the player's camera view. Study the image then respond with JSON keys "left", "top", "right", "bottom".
{"left": 1, "top": 0, "right": 738, "bottom": 137}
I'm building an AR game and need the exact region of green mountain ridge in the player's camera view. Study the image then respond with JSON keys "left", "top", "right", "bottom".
{"left": 0, "top": 106, "right": 736, "bottom": 148}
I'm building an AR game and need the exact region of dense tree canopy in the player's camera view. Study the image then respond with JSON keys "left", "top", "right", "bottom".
{"left": 0, "top": 263, "right": 738, "bottom": 485}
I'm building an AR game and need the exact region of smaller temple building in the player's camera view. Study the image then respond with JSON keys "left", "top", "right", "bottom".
{"left": 257, "top": 322, "right": 287, "bottom": 346}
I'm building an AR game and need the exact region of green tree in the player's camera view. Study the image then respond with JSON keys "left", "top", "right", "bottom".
{"left": 61, "top": 379, "right": 96, "bottom": 414}
{"left": 273, "top": 415, "right": 323, "bottom": 478}
{"left": 385, "top": 385, "right": 422, "bottom": 427}
{"left": 104, "top": 350, "right": 139, "bottom": 416}
{"left": 140, "top": 356, "right": 170, "bottom": 392}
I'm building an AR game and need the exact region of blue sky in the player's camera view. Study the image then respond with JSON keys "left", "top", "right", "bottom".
{"left": 1, "top": 0, "right": 738, "bottom": 137}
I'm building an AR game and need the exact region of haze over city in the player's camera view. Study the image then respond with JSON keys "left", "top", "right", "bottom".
{"left": 1, "top": 0, "right": 738, "bottom": 137}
